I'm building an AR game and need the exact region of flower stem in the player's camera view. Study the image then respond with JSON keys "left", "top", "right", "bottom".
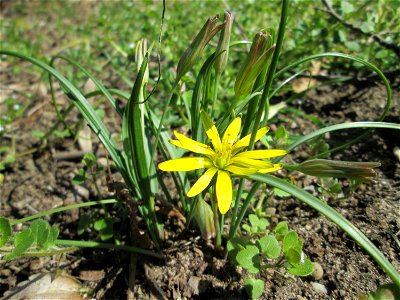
{"left": 248, "top": 0, "right": 289, "bottom": 149}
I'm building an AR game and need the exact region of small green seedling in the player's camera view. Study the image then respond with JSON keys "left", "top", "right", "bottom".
{"left": 228, "top": 221, "right": 314, "bottom": 299}
{"left": 0, "top": 218, "right": 59, "bottom": 260}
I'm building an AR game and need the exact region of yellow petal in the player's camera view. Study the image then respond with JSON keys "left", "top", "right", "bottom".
{"left": 216, "top": 170, "right": 232, "bottom": 214}
{"left": 171, "top": 131, "right": 215, "bottom": 156}
{"left": 258, "top": 163, "right": 283, "bottom": 173}
{"left": 232, "top": 126, "right": 269, "bottom": 150}
{"left": 200, "top": 110, "right": 222, "bottom": 152}
{"left": 225, "top": 165, "right": 258, "bottom": 176}
{"left": 222, "top": 117, "right": 241, "bottom": 147}
{"left": 235, "top": 149, "right": 287, "bottom": 159}
{"left": 187, "top": 167, "right": 218, "bottom": 197}
{"left": 230, "top": 157, "right": 274, "bottom": 169}
{"left": 158, "top": 157, "right": 212, "bottom": 171}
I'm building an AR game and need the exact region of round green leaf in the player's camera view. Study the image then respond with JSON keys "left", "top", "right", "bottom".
{"left": 0, "top": 217, "right": 12, "bottom": 247}
{"left": 244, "top": 278, "right": 265, "bottom": 299}
{"left": 257, "top": 235, "right": 281, "bottom": 259}
{"left": 236, "top": 245, "right": 261, "bottom": 273}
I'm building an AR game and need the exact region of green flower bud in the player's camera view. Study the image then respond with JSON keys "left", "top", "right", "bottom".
{"left": 193, "top": 197, "right": 215, "bottom": 240}
{"left": 234, "top": 32, "right": 275, "bottom": 97}
{"left": 287, "top": 159, "right": 381, "bottom": 182}
{"left": 176, "top": 15, "right": 222, "bottom": 82}
{"left": 214, "top": 11, "right": 233, "bottom": 74}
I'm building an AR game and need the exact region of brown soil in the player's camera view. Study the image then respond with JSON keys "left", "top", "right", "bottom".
{"left": 1, "top": 3, "right": 399, "bottom": 298}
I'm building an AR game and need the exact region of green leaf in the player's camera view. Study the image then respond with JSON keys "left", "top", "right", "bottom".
{"left": 30, "top": 219, "right": 49, "bottom": 248}
{"left": 236, "top": 245, "right": 261, "bottom": 273}
{"left": 273, "top": 187, "right": 291, "bottom": 198}
{"left": 122, "top": 53, "right": 151, "bottom": 198}
{"left": 287, "top": 258, "right": 314, "bottom": 276}
{"left": 0, "top": 50, "right": 129, "bottom": 205}
{"left": 242, "top": 224, "right": 252, "bottom": 233}
{"left": 274, "top": 221, "right": 288, "bottom": 241}
{"left": 283, "top": 231, "right": 302, "bottom": 255}
{"left": 346, "top": 41, "right": 361, "bottom": 52}
{"left": 244, "top": 277, "right": 264, "bottom": 299}
{"left": 227, "top": 236, "right": 250, "bottom": 261}
{"left": 94, "top": 218, "right": 114, "bottom": 241}
{"left": 82, "top": 152, "right": 96, "bottom": 168}
{"left": 286, "top": 247, "right": 302, "bottom": 265}
{"left": 360, "top": 21, "right": 374, "bottom": 33}
{"left": 53, "top": 129, "right": 71, "bottom": 138}
{"left": 72, "top": 168, "right": 86, "bottom": 185}
{"left": 275, "top": 125, "right": 288, "bottom": 142}
{"left": 249, "top": 214, "right": 269, "bottom": 231}
{"left": 77, "top": 214, "right": 92, "bottom": 235}
{"left": 0, "top": 217, "right": 12, "bottom": 247}
{"left": 32, "top": 130, "right": 45, "bottom": 138}
{"left": 4, "top": 228, "right": 34, "bottom": 260}
{"left": 249, "top": 173, "right": 400, "bottom": 286}
{"left": 43, "top": 225, "right": 59, "bottom": 250}
{"left": 340, "top": 1, "right": 355, "bottom": 14}
{"left": 257, "top": 235, "right": 281, "bottom": 259}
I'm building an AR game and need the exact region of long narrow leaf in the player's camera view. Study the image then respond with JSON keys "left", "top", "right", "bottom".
{"left": 248, "top": 173, "right": 400, "bottom": 287}
{"left": 284, "top": 122, "right": 400, "bottom": 155}
{"left": 124, "top": 54, "right": 151, "bottom": 198}
{"left": 0, "top": 50, "right": 130, "bottom": 184}
{"left": 50, "top": 55, "right": 123, "bottom": 117}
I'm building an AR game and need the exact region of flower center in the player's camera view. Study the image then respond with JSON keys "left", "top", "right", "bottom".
{"left": 216, "top": 157, "right": 227, "bottom": 169}
{"left": 214, "top": 148, "right": 232, "bottom": 169}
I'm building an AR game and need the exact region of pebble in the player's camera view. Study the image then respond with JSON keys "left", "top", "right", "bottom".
{"left": 394, "top": 147, "right": 400, "bottom": 162}
{"left": 311, "top": 262, "right": 324, "bottom": 280}
{"left": 265, "top": 207, "right": 276, "bottom": 216}
{"left": 311, "top": 282, "right": 328, "bottom": 294}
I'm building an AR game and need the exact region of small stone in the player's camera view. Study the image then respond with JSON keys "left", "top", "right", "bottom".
{"left": 73, "top": 185, "right": 90, "bottom": 200}
{"left": 265, "top": 207, "right": 276, "bottom": 216}
{"left": 311, "top": 282, "right": 327, "bottom": 294}
{"left": 394, "top": 147, "right": 400, "bottom": 162}
{"left": 311, "top": 262, "right": 324, "bottom": 280}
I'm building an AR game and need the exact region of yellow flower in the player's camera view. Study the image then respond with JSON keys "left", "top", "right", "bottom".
{"left": 158, "top": 111, "right": 287, "bottom": 214}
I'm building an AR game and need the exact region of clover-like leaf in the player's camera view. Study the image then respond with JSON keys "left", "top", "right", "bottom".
{"left": 42, "top": 224, "right": 59, "bottom": 250}
{"left": 82, "top": 152, "right": 96, "bottom": 168}
{"left": 244, "top": 277, "right": 265, "bottom": 299}
{"left": 249, "top": 214, "right": 269, "bottom": 231}
{"left": 242, "top": 223, "right": 252, "bottom": 234}
{"left": 282, "top": 230, "right": 302, "bottom": 254}
{"left": 77, "top": 214, "right": 91, "bottom": 235}
{"left": 257, "top": 235, "right": 281, "bottom": 259}
{"left": 0, "top": 217, "right": 12, "bottom": 247}
{"left": 236, "top": 245, "right": 261, "bottom": 273}
{"left": 30, "top": 219, "right": 49, "bottom": 248}
{"left": 286, "top": 247, "right": 302, "bottom": 265}
{"left": 274, "top": 221, "right": 288, "bottom": 241}
{"left": 94, "top": 218, "right": 114, "bottom": 241}
{"left": 287, "top": 258, "right": 314, "bottom": 276}
{"left": 227, "top": 236, "right": 250, "bottom": 261}
{"left": 4, "top": 228, "right": 34, "bottom": 260}
{"left": 72, "top": 168, "right": 86, "bottom": 185}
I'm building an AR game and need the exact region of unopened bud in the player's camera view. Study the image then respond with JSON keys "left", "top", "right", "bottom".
{"left": 176, "top": 15, "right": 222, "bottom": 82}
{"left": 214, "top": 11, "right": 233, "bottom": 74}
{"left": 288, "top": 159, "right": 381, "bottom": 182}
{"left": 234, "top": 32, "right": 275, "bottom": 97}
{"left": 193, "top": 197, "right": 215, "bottom": 240}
